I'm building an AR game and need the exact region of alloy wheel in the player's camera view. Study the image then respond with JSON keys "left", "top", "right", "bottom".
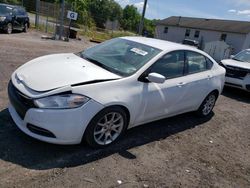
{"left": 202, "top": 94, "right": 216, "bottom": 115}
{"left": 94, "top": 112, "right": 124, "bottom": 145}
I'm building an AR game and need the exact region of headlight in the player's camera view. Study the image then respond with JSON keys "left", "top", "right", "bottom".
{"left": 0, "top": 16, "right": 6, "bottom": 21}
{"left": 34, "top": 94, "right": 90, "bottom": 109}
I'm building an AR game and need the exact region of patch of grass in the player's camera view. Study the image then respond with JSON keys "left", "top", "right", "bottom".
{"left": 79, "top": 27, "right": 136, "bottom": 42}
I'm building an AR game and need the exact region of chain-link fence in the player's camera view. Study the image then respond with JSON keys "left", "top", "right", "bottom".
{"left": 5, "top": 0, "right": 136, "bottom": 41}
{"left": 23, "top": 0, "right": 72, "bottom": 39}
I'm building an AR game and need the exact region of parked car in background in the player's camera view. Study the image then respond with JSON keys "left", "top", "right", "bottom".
{"left": 0, "top": 3, "right": 29, "bottom": 34}
{"left": 182, "top": 39, "right": 200, "bottom": 48}
{"left": 8, "top": 37, "right": 225, "bottom": 148}
{"left": 220, "top": 49, "right": 250, "bottom": 91}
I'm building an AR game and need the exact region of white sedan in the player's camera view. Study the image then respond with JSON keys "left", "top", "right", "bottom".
{"left": 8, "top": 37, "right": 225, "bottom": 147}
{"left": 220, "top": 49, "right": 250, "bottom": 91}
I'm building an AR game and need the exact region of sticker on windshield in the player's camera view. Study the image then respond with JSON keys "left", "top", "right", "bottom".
{"left": 130, "top": 48, "right": 148, "bottom": 56}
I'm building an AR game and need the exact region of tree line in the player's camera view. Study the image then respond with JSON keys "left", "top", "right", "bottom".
{"left": 0, "top": 0, "right": 156, "bottom": 37}
{"left": 62, "top": 0, "right": 156, "bottom": 37}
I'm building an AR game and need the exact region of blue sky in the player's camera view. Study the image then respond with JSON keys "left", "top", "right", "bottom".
{"left": 115, "top": 0, "right": 250, "bottom": 21}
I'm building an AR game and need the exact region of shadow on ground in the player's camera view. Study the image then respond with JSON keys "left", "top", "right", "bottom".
{"left": 0, "top": 30, "right": 23, "bottom": 34}
{"left": 222, "top": 86, "right": 250, "bottom": 104}
{"left": 0, "top": 108, "right": 213, "bottom": 170}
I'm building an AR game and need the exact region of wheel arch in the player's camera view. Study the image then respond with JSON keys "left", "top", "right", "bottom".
{"left": 100, "top": 104, "right": 131, "bottom": 126}
{"left": 209, "top": 89, "right": 219, "bottom": 98}
{"left": 82, "top": 104, "right": 131, "bottom": 147}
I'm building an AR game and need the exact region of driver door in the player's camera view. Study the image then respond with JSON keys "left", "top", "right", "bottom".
{"left": 135, "top": 50, "right": 190, "bottom": 124}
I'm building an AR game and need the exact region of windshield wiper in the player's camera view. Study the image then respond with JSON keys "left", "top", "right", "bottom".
{"left": 81, "top": 54, "right": 118, "bottom": 73}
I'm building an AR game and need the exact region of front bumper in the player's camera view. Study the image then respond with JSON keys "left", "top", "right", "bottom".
{"left": 0, "top": 21, "right": 7, "bottom": 30}
{"left": 225, "top": 74, "right": 250, "bottom": 91}
{"left": 8, "top": 99, "right": 104, "bottom": 145}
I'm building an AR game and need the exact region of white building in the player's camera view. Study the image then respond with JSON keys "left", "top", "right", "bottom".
{"left": 155, "top": 16, "right": 250, "bottom": 54}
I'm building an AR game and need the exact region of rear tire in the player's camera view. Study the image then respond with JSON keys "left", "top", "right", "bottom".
{"left": 84, "top": 106, "right": 128, "bottom": 148}
{"left": 6, "top": 23, "right": 12, "bottom": 34}
{"left": 196, "top": 92, "right": 218, "bottom": 117}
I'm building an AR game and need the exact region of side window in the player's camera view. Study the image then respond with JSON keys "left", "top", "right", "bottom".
{"left": 164, "top": 27, "right": 168, "bottom": 33}
{"left": 206, "top": 57, "right": 214, "bottom": 69}
{"left": 220, "top": 34, "right": 227, "bottom": 41}
{"left": 194, "top": 30, "right": 200, "bottom": 38}
{"left": 12, "top": 8, "right": 18, "bottom": 16}
{"left": 186, "top": 51, "right": 207, "bottom": 74}
{"left": 150, "top": 51, "right": 185, "bottom": 79}
{"left": 185, "top": 29, "right": 190, "bottom": 37}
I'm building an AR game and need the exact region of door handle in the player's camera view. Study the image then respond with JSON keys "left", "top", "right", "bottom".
{"left": 207, "top": 75, "right": 212, "bottom": 80}
{"left": 177, "top": 82, "right": 186, "bottom": 87}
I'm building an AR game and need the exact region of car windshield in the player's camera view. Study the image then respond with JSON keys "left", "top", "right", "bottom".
{"left": 233, "top": 50, "right": 250, "bottom": 63}
{"left": 0, "top": 5, "right": 12, "bottom": 14}
{"left": 79, "top": 38, "right": 162, "bottom": 76}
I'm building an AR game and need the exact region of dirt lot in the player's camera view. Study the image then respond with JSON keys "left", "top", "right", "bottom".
{"left": 0, "top": 31, "right": 250, "bottom": 188}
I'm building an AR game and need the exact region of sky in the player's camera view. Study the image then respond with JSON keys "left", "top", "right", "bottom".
{"left": 115, "top": 0, "right": 250, "bottom": 21}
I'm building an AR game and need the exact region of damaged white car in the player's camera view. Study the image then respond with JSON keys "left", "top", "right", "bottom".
{"left": 8, "top": 37, "right": 225, "bottom": 147}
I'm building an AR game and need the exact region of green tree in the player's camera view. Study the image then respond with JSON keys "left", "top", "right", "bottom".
{"left": 87, "top": 0, "right": 122, "bottom": 28}
{"left": 121, "top": 5, "right": 140, "bottom": 32}
{"left": 108, "top": 0, "right": 122, "bottom": 22}
{"left": 0, "top": 0, "right": 21, "bottom": 5}
{"left": 143, "top": 18, "right": 156, "bottom": 37}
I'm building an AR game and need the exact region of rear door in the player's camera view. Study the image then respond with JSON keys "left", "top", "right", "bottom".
{"left": 180, "top": 50, "right": 214, "bottom": 110}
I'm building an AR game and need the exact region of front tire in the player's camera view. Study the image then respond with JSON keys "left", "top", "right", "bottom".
{"left": 23, "top": 23, "right": 28, "bottom": 33}
{"left": 84, "top": 106, "right": 128, "bottom": 148}
{"left": 6, "top": 23, "right": 12, "bottom": 34}
{"left": 196, "top": 92, "right": 218, "bottom": 117}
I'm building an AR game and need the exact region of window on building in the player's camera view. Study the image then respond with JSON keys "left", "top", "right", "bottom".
{"left": 164, "top": 27, "right": 168, "bottom": 33}
{"left": 185, "top": 29, "right": 190, "bottom": 37}
{"left": 194, "top": 30, "right": 200, "bottom": 38}
{"left": 220, "top": 34, "right": 227, "bottom": 41}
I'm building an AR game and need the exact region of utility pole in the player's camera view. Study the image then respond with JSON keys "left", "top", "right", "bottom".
{"left": 59, "top": 0, "right": 65, "bottom": 40}
{"left": 138, "top": 0, "right": 148, "bottom": 35}
{"left": 35, "top": 0, "right": 40, "bottom": 29}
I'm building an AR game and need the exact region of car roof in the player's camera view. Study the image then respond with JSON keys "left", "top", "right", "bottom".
{"left": 121, "top": 36, "right": 203, "bottom": 53}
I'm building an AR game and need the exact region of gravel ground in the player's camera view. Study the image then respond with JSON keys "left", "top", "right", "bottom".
{"left": 0, "top": 31, "right": 250, "bottom": 188}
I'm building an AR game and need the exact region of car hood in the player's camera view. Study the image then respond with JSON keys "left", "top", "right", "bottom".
{"left": 13, "top": 53, "right": 121, "bottom": 92}
{"left": 221, "top": 59, "right": 250, "bottom": 69}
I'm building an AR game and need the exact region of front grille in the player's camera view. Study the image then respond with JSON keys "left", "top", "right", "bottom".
{"left": 225, "top": 82, "right": 242, "bottom": 88}
{"left": 8, "top": 81, "right": 35, "bottom": 119}
{"left": 223, "top": 65, "right": 249, "bottom": 79}
{"left": 27, "top": 124, "right": 56, "bottom": 138}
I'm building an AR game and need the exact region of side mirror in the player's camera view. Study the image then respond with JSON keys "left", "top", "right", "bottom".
{"left": 147, "top": 73, "right": 165, "bottom": 84}
{"left": 230, "top": 55, "right": 235, "bottom": 59}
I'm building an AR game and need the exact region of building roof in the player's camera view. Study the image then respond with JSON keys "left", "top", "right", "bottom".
{"left": 157, "top": 16, "right": 250, "bottom": 34}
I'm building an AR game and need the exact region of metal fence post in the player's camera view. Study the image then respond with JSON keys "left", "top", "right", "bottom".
{"left": 59, "top": 0, "right": 65, "bottom": 40}
{"left": 35, "top": 0, "right": 40, "bottom": 29}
